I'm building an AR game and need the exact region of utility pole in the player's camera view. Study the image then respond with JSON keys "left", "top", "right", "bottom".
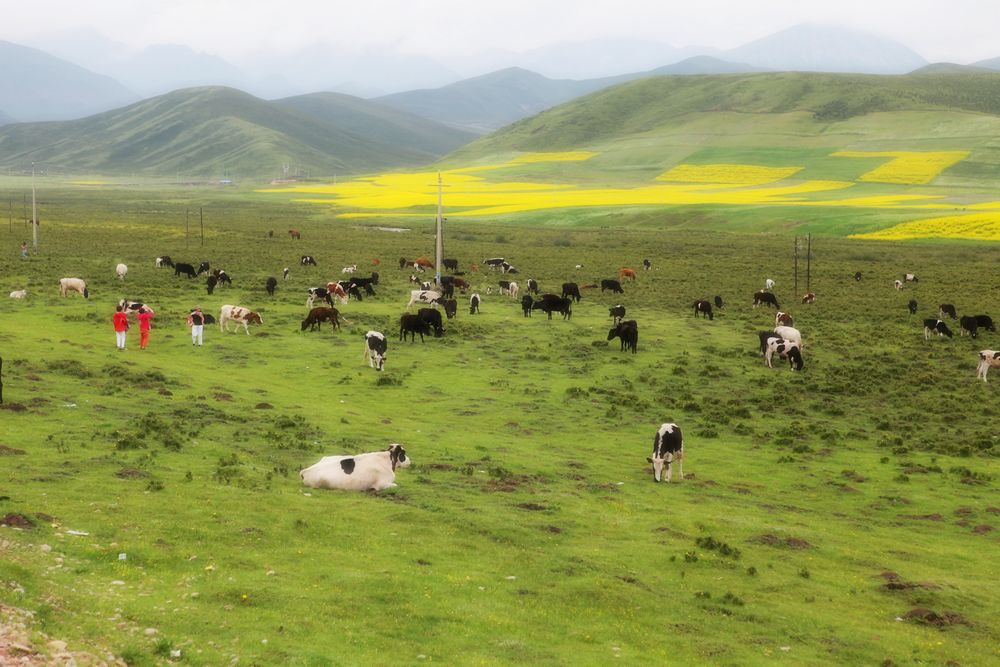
{"left": 434, "top": 173, "right": 443, "bottom": 286}
{"left": 186, "top": 209, "right": 190, "bottom": 247}
{"left": 31, "top": 163, "right": 38, "bottom": 249}
{"left": 806, "top": 234, "right": 812, "bottom": 293}
{"left": 200, "top": 207, "right": 204, "bottom": 246}
{"left": 793, "top": 236, "right": 799, "bottom": 298}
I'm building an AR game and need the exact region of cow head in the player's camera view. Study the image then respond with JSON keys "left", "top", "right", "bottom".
{"left": 647, "top": 451, "right": 674, "bottom": 483}
{"left": 787, "top": 346, "right": 804, "bottom": 371}
{"left": 248, "top": 312, "right": 263, "bottom": 325}
{"left": 387, "top": 444, "right": 411, "bottom": 470}
{"left": 83, "top": 286, "right": 90, "bottom": 299}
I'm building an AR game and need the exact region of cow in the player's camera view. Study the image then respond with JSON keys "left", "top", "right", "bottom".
{"left": 301, "top": 255, "right": 317, "bottom": 266}
{"left": 155, "top": 256, "right": 174, "bottom": 268}
{"left": 608, "top": 320, "right": 638, "bottom": 354}
{"left": 301, "top": 307, "right": 340, "bottom": 332}
{"left": 300, "top": 444, "right": 410, "bottom": 492}
{"left": 500, "top": 262, "right": 518, "bottom": 274}
{"left": 420, "top": 281, "right": 432, "bottom": 291}
{"left": 219, "top": 305, "right": 263, "bottom": 335}
{"left": 418, "top": 308, "right": 444, "bottom": 337}
{"left": 802, "top": 292, "right": 816, "bottom": 304}
{"left": 765, "top": 337, "right": 804, "bottom": 371}
{"left": 773, "top": 325, "right": 802, "bottom": 348}
{"left": 9, "top": 290, "right": 27, "bottom": 299}
{"left": 116, "top": 263, "right": 128, "bottom": 281}
{"left": 939, "top": 304, "right": 957, "bottom": 319}
{"left": 400, "top": 313, "right": 432, "bottom": 342}
{"left": 118, "top": 299, "right": 145, "bottom": 314}
{"left": 59, "top": 278, "right": 89, "bottom": 298}
{"left": 714, "top": 296, "right": 725, "bottom": 310}
{"left": 526, "top": 278, "right": 539, "bottom": 294}
{"left": 601, "top": 279, "right": 624, "bottom": 294}
{"left": 508, "top": 282, "right": 519, "bottom": 299}
{"left": 609, "top": 304, "right": 626, "bottom": 324}
{"left": 894, "top": 280, "right": 904, "bottom": 291}
{"left": 765, "top": 278, "right": 775, "bottom": 290}
{"left": 346, "top": 274, "right": 379, "bottom": 297}
{"left": 283, "top": 267, "right": 290, "bottom": 280}
{"left": 753, "top": 290, "right": 779, "bottom": 309}
{"left": 648, "top": 423, "right": 684, "bottom": 483}
{"left": 521, "top": 295, "right": 534, "bottom": 317}
{"left": 364, "top": 331, "right": 387, "bottom": 371}
{"left": 342, "top": 264, "right": 358, "bottom": 274}
{"left": 265, "top": 277, "right": 278, "bottom": 296}
{"left": 412, "top": 257, "right": 434, "bottom": 270}
{"left": 399, "top": 257, "right": 408, "bottom": 269}
{"left": 174, "top": 263, "right": 198, "bottom": 279}
{"left": 289, "top": 229, "right": 301, "bottom": 239}
{"left": 197, "top": 261, "right": 210, "bottom": 275}
{"left": 212, "top": 269, "right": 232, "bottom": 286}
{"left": 693, "top": 300, "right": 713, "bottom": 320}
{"left": 758, "top": 331, "right": 782, "bottom": 355}
{"left": 904, "top": 273, "right": 918, "bottom": 283}
{"left": 443, "top": 258, "right": 459, "bottom": 272}
{"left": 854, "top": 271, "right": 862, "bottom": 281}
{"left": 409, "top": 274, "right": 421, "bottom": 284}
{"left": 443, "top": 299, "right": 458, "bottom": 320}
{"left": 642, "top": 259, "right": 651, "bottom": 271}
{"left": 483, "top": 257, "right": 505, "bottom": 270}
{"left": 976, "top": 350, "right": 1000, "bottom": 382}
{"left": 923, "top": 319, "right": 953, "bottom": 340}
{"left": 532, "top": 295, "right": 572, "bottom": 320}
{"left": 562, "top": 282, "right": 581, "bottom": 303}
{"left": 619, "top": 268, "right": 637, "bottom": 282}
{"left": 775, "top": 311, "right": 793, "bottom": 327}
{"left": 306, "top": 287, "right": 334, "bottom": 308}
{"left": 469, "top": 293, "right": 480, "bottom": 314}
{"left": 975, "top": 315, "right": 996, "bottom": 332}
{"left": 335, "top": 281, "right": 363, "bottom": 302}
{"left": 960, "top": 315, "right": 979, "bottom": 338}
{"left": 908, "top": 299, "right": 918, "bottom": 315}
{"left": 451, "top": 277, "right": 470, "bottom": 293}
{"left": 407, "top": 290, "right": 441, "bottom": 309}
{"left": 439, "top": 281, "right": 454, "bottom": 299}
{"left": 206, "top": 275, "right": 218, "bottom": 295}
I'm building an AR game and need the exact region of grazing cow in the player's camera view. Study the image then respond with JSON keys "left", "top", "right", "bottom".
{"left": 854, "top": 271, "right": 862, "bottom": 281}
{"left": 693, "top": 300, "right": 713, "bottom": 320}
{"left": 345, "top": 273, "right": 379, "bottom": 297}
{"left": 283, "top": 267, "right": 290, "bottom": 280}
{"left": 526, "top": 278, "right": 539, "bottom": 294}
{"left": 648, "top": 423, "right": 684, "bottom": 483}
{"left": 765, "top": 278, "right": 775, "bottom": 290}
{"left": 409, "top": 274, "right": 421, "bottom": 284}
{"left": 714, "top": 296, "right": 725, "bottom": 310}
{"left": 773, "top": 325, "right": 802, "bottom": 348}
{"left": 451, "top": 277, "right": 470, "bottom": 293}
{"left": 601, "top": 279, "right": 624, "bottom": 294}
{"left": 439, "top": 282, "right": 454, "bottom": 299}
{"left": 301, "top": 307, "right": 340, "bottom": 332}
{"left": 306, "top": 287, "right": 334, "bottom": 308}
{"left": 288, "top": 229, "right": 301, "bottom": 239}
{"left": 802, "top": 292, "right": 816, "bottom": 304}
{"left": 399, "top": 257, "right": 408, "bottom": 269}
{"left": 500, "top": 261, "right": 518, "bottom": 274}
{"left": 411, "top": 263, "right": 425, "bottom": 273}
{"left": 443, "top": 258, "right": 459, "bottom": 272}
{"left": 642, "top": 259, "right": 651, "bottom": 271}
{"left": 412, "top": 257, "right": 434, "bottom": 270}
{"left": 407, "top": 290, "right": 441, "bottom": 309}
{"left": 923, "top": 319, "right": 953, "bottom": 340}
{"left": 609, "top": 304, "right": 626, "bottom": 324}
{"left": 301, "top": 255, "right": 317, "bottom": 266}
{"left": 197, "top": 261, "right": 210, "bottom": 276}
{"left": 364, "top": 331, "right": 387, "bottom": 371}
{"left": 765, "top": 338, "right": 804, "bottom": 371}
{"left": 608, "top": 320, "right": 638, "bottom": 354}
{"left": 325, "top": 282, "right": 350, "bottom": 304}
{"left": 9, "top": 290, "right": 27, "bottom": 299}
{"left": 904, "top": 273, "right": 918, "bottom": 283}
{"left": 174, "top": 263, "right": 197, "bottom": 278}
{"left": 59, "top": 278, "right": 89, "bottom": 298}
{"left": 908, "top": 299, "right": 918, "bottom": 315}
{"left": 118, "top": 299, "right": 145, "bottom": 314}
{"left": 976, "top": 350, "right": 1000, "bottom": 382}
{"left": 420, "top": 281, "right": 431, "bottom": 291}
{"left": 894, "top": 280, "right": 904, "bottom": 291}
{"left": 418, "top": 308, "right": 444, "bottom": 337}
{"left": 619, "top": 268, "right": 637, "bottom": 282}
{"left": 521, "top": 295, "right": 534, "bottom": 317}
{"left": 775, "top": 311, "right": 793, "bottom": 327}
{"left": 532, "top": 295, "right": 572, "bottom": 320}
{"left": 508, "top": 282, "right": 519, "bottom": 299}
{"left": 562, "top": 282, "right": 581, "bottom": 303}
{"left": 206, "top": 275, "right": 218, "bottom": 295}
{"left": 220, "top": 305, "right": 263, "bottom": 334}
{"left": 975, "top": 315, "right": 996, "bottom": 332}
{"left": 336, "top": 281, "right": 363, "bottom": 302}
{"left": 939, "top": 303, "right": 957, "bottom": 319}
{"left": 960, "top": 315, "right": 979, "bottom": 338}
{"left": 400, "top": 313, "right": 432, "bottom": 342}
{"left": 469, "top": 293, "right": 480, "bottom": 314}
{"left": 155, "top": 256, "right": 174, "bottom": 268}
{"left": 265, "top": 277, "right": 278, "bottom": 296}
{"left": 443, "top": 299, "right": 458, "bottom": 320}
{"left": 116, "top": 263, "right": 128, "bottom": 280}
{"left": 342, "top": 264, "right": 358, "bottom": 274}
{"left": 300, "top": 444, "right": 410, "bottom": 492}
{"left": 483, "top": 257, "right": 505, "bottom": 270}
{"left": 212, "top": 269, "right": 232, "bottom": 286}
{"left": 758, "top": 331, "right": 782, "bottom": 355}
{"left": 753, "top": 290, "right": 780, "bottom": 309}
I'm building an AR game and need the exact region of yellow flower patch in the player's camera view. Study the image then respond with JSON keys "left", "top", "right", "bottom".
{"left": 657, "top": 164, "right": 802, "bottom": 185}
{"left": 851, "top": 213, "right": 1000, "bottom": 241}
{"left": 508, "top": 151, "right": 598, "bottom": 164}
{"left": 832, "top": 151, "right": 969, "bottom": 185}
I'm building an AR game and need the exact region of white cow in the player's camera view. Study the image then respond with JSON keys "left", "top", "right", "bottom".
{"left": 300, "top": 444, "right": 410, "bottom": 491}
{"left": 765, "top": 278, "right": 775, "bottom": 290}
{"left": 59, "top": 278, "right": 89, "bottom": 298}
{"left": 894, "top": 279, "right": 904, "bottom": 291}
{"left": 407, "top": 290, "right": 441, "bottom": 309}
{"left": 773, "top": 325, "right": 802, "bottom": 348}
{"left": 508, "top": 281, "right": 519, "bottom": 300}
{"left": 976, "top": 350, "right": 1000, "bottom": 382}
{"left": 116, "top": 263, "right": 128, "bottom": 280}
{"left": 341, "top": 264, "right": 358, "bottom": 274}
{"left": 9, "top": 290, "right": 27, "bottom": 299}
{"left": 219, "top": 305, "right": 262, "bottom": 334}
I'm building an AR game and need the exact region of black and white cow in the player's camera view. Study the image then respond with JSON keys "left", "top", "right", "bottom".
{"left": 601, "top": 279, "right": 624, "bottom": 294}
{"left": 418, "top": 308, "right": 444, "bottom": 337}
{"left": 483, "top": 257, "right": 505, "bottom": 270}
{"left": 939, "top": 303, "right": 957, "bottom": 319}
{"left": 758, "top": 331, "right": 782, "bottom": 355}
{"left": 609, "top": 304, "right": 626, "bottom": 324}
{"left": 300, "top": 444, "right": 410, "bottom": 491}
{"left": 364, "top": 331, "right": 387, "bottom": 371}
{"left": 400, "top": 313, "right": 432, "bottom": 342}
{"left": 306, "top": 287, "right": 334, "bottom": 308}
{"left": 265, "top": 277, "right": 278, "bottom": 296}
{"left": 118, "top": 299, "right": 146, "bottom": 314}
{"left": 608, "top": 320, "right": 638, "bottom": 354}
{"left": 923, "top": 319, "right": 954, "bottom": 340}
{"left": 407, "top": 290, "right": 441, "bottom": 309}
{"left": 908, "top": 299, "right": 918, "bottom": 315}
{"left": 561, "top": 282, "right": 581, "bottom": 303}
{"left": 642, "top": 259, "right": 652, "bottom": 271}
{"left": 283, "top": 267, "right": 290, "bottom": 280}
{"left": 526, "top": 278, "right": 539, "bottom": 294}
{"left": 648, "top": 423, "right": 684, "bottom": 483}
{"left": 765, "top": 337, "right": 804, "bottom": 371}
{"left": 976, "top": 350, "right": 1000, "bottom": 382}
{"left": 500, "top": 262, "right": 517, "bottom": 274}
{"left": 904, "top": 273, "right": 918, "bottom": 283}
{"left": 212, "top": 269, "right": 232, "bottom": 286}
{"left": 693, "top": 300, "right": 713, "bottom": 320}
{"left": 301, "top": 255, "right": 317, "bottom": 266}
{"left": 197, "top": 261, "right": 210, "bottom": 275}
{"left": 443, "top": 299, "right": 458, "bottom": 319}
{"left": 469, "top": 293, "right": 480, "bottom": 314}
{"left": 714, "top": 295, "right": 725, "bottom": 310}
{"left": 155, "top": 255, "right": 174, "bottom": 268}
{"left": 521, "top": 294, "right": 534, "bottom": 317}
{"left": 960, "top": 315, "right": 979, "bottom": 338}
{"left": 854, "top": 271, "right": 862, "bottom": 281}
{"left": 753, "top": 290, "right": 780, "bottom": 309}
{"left": 975, "top": 315, "right": 996, "bottom": 332}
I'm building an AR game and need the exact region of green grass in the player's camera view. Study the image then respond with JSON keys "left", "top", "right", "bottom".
{"left": 0, "top": 183, "right": 998, "bottom": 665}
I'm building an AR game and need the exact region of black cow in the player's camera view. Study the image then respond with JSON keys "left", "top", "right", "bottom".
{"left": 693, "top": 300, "right": 713, "bottom": 320}
{"left": 960, "top": 315, "right": 979, "bottom": 338}
{"left": 206, "top": 275, "right": 218, "bottom": 295}
{"left": 752, "top": 290, "right": 780, "bottom": 309}
{"left": 532, "top": 296, "right": 572, "bottom": 320}
{"left": 418, "top": 308, "right": 444, "bottom": 337}
{"left": 301, "top": 255, "right": 317, "bottom": 266}
{"left": 923, "top": 319, "right": 954, "bottom": 339}
{"left": 939, "top": 303, "right": 957, "bottom": 319}
{"left": 202, "top": 313, "right": 217, "bottom": 325}
{"left": 908, "top": 299, "right": 918, "bottom": 315}
{"left": 174, "top": 263, "right": 197, "bottom": 279}
{"left": 347, "top": 274, "right": 378, "bottom": 296}
{"left": 608, "top": 320, "right": 638, "bottom": 354}
{"left": 439, "top": 282, "right": 454, "bottom": 299}
{"left": 197, "top": 261, "right": 210, "bottom": 275}
{"left": 265, "top": 277, "right": 278, "bottom": 296}
{"left": 443, "top": 299, "right": 458, "bottom": 320}
{"left": 609, "top": 304, "right": 626, "bottom": 324}
{"left": 758, "top": 331, "right": 782, "bottom": 355}
{"left": 642, "top": 259, "right": 651, "bottom": 271}
{"left": 301, "top": 307, "right": 340, "bottom": 332}
{"left": 399, "top": 257, "right": 408, "bottom": 269}
{"left": 470, "top": 293, "right": 480, "bottom": 314}
{"left": 601, "top": 279, "right": 624, "bottom": 294}
{"left": 155, "top": 255, "right": 174, "bottom": 268}
{"left": 526, "top": 278, "right": 539, "bottom": 294}
{"left": 714, "top": 295, "right": 725, "bottom": 310}
{"left": 975, "top": 315, "right": 996, "bottom": 332}
{"left": 562, "top": 282, "right": 581, "bottom": 303}
{"left": 400, "top": 313, "right": 432, "bottom": 342}
{"left": 854, "top": 271, "right": 863, "bottom": 281}
{"left": 443, "top": 258, "right": 459, "bottom": 272}
{"left": 521, "top": 295, "right": 534, "bottom": 317}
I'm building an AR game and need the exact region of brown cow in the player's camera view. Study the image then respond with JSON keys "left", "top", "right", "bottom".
{"left": 413, "top": 257, "right": 434, "bottom": 269}
{"left": 618, "top": 268, "right": 637, "bottom": 281}
{"left": 802, "top": 292, "right": 816, "bottom": 304}
{"left": 301, "top": 307, "right": 340, "bottom": 332}
{"left": 288, "top": 229, "right": 301, "bottom": 239}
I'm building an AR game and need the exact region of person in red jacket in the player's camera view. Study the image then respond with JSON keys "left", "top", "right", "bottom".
{"left": 136, "top": 306, "right": 154, "bottom": 350}
{"left": 113, "top": 305, "right": 129, "bottom": 350}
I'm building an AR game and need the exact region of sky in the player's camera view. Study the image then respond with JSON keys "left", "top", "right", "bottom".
{"left": 5, "top": 0, "right": 1000, "bottom": 65}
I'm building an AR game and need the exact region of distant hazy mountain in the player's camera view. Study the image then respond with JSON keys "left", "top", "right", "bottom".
{"left": 110, "top": 44, "right": 250, "bottom": 97}
{"left": 649, "top": 56, "right": 764, "bottom": 75}
{"left": 0, "top": 40, "right": 137, "bottom": 122}
{"left": 0, "top": 86, "right": 474, "bottom": 178}
{"left": 726, "top": 24, "right": 927, "bottom": 74}
{"left": 972, "top": 56, "right": 1000, "bottom": 71}
{"left": 909, "top": 63, "right": 994, "bottom": 75}
{"left": 507, "top": 39, "right": 717, "bottom": 79}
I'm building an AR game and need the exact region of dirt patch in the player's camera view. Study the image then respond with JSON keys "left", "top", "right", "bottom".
{"left": 954, "top": 507, "right": 973, "bottom": 516}
{"left": 540, "top": 525, "right": 562, "bottom": 534}
{"left": 115, "top": 468, "right": 147, "bottom": 479}
{"left": 23, "top": 374, "right": 41, "bottom": 382}
{"left": 1, "top": 514, "right": 34, "bottom": 528}
{"left": 214, "top": 392, "right": 233, "bottom": 401}
{"left": 254, "top": 402, "right": 273, "bottom": 409}
{"left": 879, "top": 571, "right": 938, "bottom": 591}
{"left": 482, "top": 474, "right": 545, "bottom": 493}
{"left": 986, "top": 507, "right": 1000, "bottom": 515}
{"left": 901, "top": 513, "right": 944, "bottom": 521}
{"left": 0, "top": 445, "right": 26, "bottom": 456}
{"left": 0, "top": 403, "right": 27, "bottom": 412}
{"left": 972, "top": 524, "right": 994, "bottom": 534}
{"left": 158, "top": 388, "right": 173, "bottom": 396}
{"left": 423, "top": 463, "right": 455, "bottom": 471}
{"left": 751, "top": 534, "right": 814, "bottom": 549}
{"left": 516, "top": 503, "right": 547, "bottom": 511}
{"left": 902, "top": 607, "right": 969, "bottom": 627}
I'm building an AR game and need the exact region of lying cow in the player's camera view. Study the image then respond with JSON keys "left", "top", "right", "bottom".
{"left": 9, "top": 289, "right": 27, "bottom": 299}
{"left": 301, "top": 307, "right": 340, "bottom": 332}
{"left": 802, "top": 292, "right": 816, "bottom": 304}
{"left": 301, "top": 255, "right": 317, "bottom": 266}
{"left": 608, "top": 320, "right": 638, "bottom": 354}
{"left": 904, "top": 273, "right": 918, "bottom": 283}
{"left": 976, "top": 350, "right": 1000, "bottom": 382}
{"left": 300, "top": 444, "right": 410, "bottom": 492}
{"left": 648, "top": 423, "right": 684, "bottom": 483}
{"left": 765, "top": 337, "right": 804, "bottom": 371}
{"left": 364, "top": 331, "right": 387, "bottom": 371}
{"left": 219, "top": 305, "right": 263, "bottom": 334}
{"left": 923, "top": 319, "right": 953, "bottom": 340}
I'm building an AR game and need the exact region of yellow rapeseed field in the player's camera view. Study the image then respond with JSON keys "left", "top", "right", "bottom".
{"left": 850, "top": 212, "right": 1000, "bottom": 241}
{"left": 508, "top": 151, "right": 597, "bottom": 164}
{"left": 657, "top": 163, "right": 802, "bottom": 185}
{"left": 832, "top": 150, "right": 969, "bottom": 185}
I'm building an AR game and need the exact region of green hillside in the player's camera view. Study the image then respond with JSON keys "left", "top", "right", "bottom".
{"left": 0, "top": 86, "right": 474, "bottom": 180}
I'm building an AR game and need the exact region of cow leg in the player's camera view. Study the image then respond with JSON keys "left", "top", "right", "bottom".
{"left": 244, "top": 322, "right": 250, "bottom": 335}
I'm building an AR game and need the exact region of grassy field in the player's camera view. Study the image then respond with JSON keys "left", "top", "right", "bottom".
{"left": 1, "top": 182, "right": 999, "bottom": 665}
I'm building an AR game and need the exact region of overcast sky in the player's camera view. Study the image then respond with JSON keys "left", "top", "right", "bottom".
{"left": 5, "top": 0, "right": 999, "bottom": 64}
